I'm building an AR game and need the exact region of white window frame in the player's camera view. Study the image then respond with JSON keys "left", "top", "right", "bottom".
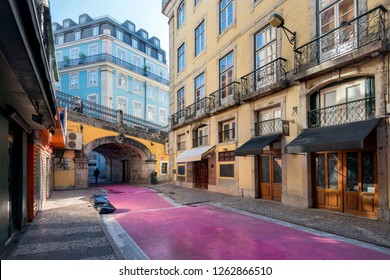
{"left": 87, "top": 70, "right": 98, "bottom": 87}
{"left": 220, "top": 119, "right": 236, "bottom": 142}
{"left": 147, "top": 85, "right": 155, "bottom": 99}
{"left": 117, "top": 73, "right": 127, "bottom": 90}
{"left": 92, "top": 26, "right": 99, "bottom": 36}
{"left": 146, "top": 62, "right": 155, "bottom": 74}
{"left": 75, "top": 31, "right": 81, "bottom": 40}
{"left": 178, "top": 43, "right": 186, "bottom": 72}
{"left": 63, "top": 21, "right": 70, "bottom": 28}
{"left": 88, "top": 44, "right": 98, "bottom": 56}
{"left": 177, "top": 1, "right": 185, "bottom": 29}
{"left": 159, "top": 90, "right": 167, "bottom": 103}
{"left": 158, "top": 53, "right": 164, "bottom": 62}
{"left": 133, "top": 101, "right": 142, "bottom": 118}
{"left": 70, "top": 48, "right": 80, "bottom": 60}
{"left": 159, "top": 108, "right": 167, "bottom": 125}
{"left": 117, "top": 48, "right": 127, "bottom": 62}
{"left": 87, "top": 94, "right": 98, "bottom": 104}
{"left": 117, "top": 96, "right": 128, "bottom": 113}
{"left": 195, "top": 21, "right": 205, "bottom": 56}
{"left": 132, "top": 38, "right": 138, "bottom": 49}
{"left": 133, "top": 80, "right": 142, "bottom": 94}
{"left": 147, "top": 105, "right": 156, "bottom": 122}
{"left": 69, "top": 73, "right": 79, "bottom": 89}
{"left": 80, "top": 16, "right": 87, "bottom": 24}
{"left": 116, "top": 30, "right": 124, "bottom": 41}
{"left": 58, "top": 35, "right": 64, "bottom": 44}
{"left": 146, "top": 46, "right": 152, "bottom": 56}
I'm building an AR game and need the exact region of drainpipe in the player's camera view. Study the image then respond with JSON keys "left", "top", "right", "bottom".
{"left": 144, "top": 81, "right": 147, "bottom": 120}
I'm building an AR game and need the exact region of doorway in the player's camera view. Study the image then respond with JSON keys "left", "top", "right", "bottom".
{"left": 313, "top": 150, "right": 377, "bottom": 217}
{"left": 259, "top": 154, "right": 282, "bottom": 201}
{"left": 194, "top": 159, "right": 208, "bottom": 189}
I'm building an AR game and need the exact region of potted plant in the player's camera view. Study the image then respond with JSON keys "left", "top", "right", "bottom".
{"left": 79, "top": 52, "right": 86, "bottom": 64}
{"left": 63, "top": 56, "right": 70, "bottom": 67}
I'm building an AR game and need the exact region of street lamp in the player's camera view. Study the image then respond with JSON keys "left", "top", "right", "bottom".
{"left": 269, "top": 13, "right": 297, "bottom": 49}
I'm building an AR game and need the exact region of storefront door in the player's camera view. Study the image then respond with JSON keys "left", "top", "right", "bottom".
{"left": 259, "top": 154, "right": 282, "bottom": 201}
{"left": 194, "top": 159, "right": 208, "bottom": 189}
{"left": 314, "top": 150, "right": 377, "bottom": 217}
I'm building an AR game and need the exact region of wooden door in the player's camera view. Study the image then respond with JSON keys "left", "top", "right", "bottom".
{"left": 259, "top": 154, "right": 282, "bottom": 201}
{"left": 194, "top": 159, "right": 208, "bottom": 189}
{"left": 314, "top": 152, "right": 343, "bottom": 211}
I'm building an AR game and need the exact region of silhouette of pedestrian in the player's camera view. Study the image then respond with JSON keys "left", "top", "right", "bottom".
{"left": 93, "top": 168, "right": 100, "bottom": 184}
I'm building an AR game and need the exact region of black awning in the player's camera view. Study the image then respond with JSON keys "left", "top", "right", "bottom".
{"left": 285, "top": 118, "right": 381, "bottom": 154}
{"left": 235, "top": 133, "right": 282, "bottom": 156}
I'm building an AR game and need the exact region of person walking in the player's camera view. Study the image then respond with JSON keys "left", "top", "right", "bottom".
{"left": 93, "top": 168, "right": 100, "bottom": 184}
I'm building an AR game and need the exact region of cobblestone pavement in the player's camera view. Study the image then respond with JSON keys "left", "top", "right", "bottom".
{"left": 2, "top": 187, "right": 117, "bottom": 260}
{"left": 2, "top": 183, "right": 390, "bottom": 260}
{"left": 148, "top": 183, "right": 390, "bottom": 249}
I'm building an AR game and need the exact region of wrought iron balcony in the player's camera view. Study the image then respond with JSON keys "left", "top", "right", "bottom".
{"left": 219, "top": 128, "right": 235, "bottom": 143}
{"left": 171, "top": 109, "right": 186, "bottom": 127}
{"left": 57, "top": 53, "right": 169, "bottom": 86}
{"left": 295, "top": 6, "right": 387, "bottom": 73}
{"left": 209, "top": 82, "right": 240, "bottom": 112}
{"left": 241, "top": 58, "right": 287, "bottom": 100}
{"left": 255, "top": 118, "right": 282, "bottom": 136}
{"left": 177, "top": 141, "right": 186, "bottom": 150}
{"left": 308, "top": 97, "right": 375, "bottom": 128}
{"left": 193, "top": 135, "right": 209, "bottom": 148}
{"left": 186, "top": 97, "right": 210, "bottom": 120}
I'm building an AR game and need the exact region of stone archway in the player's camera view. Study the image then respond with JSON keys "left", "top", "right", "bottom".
{"left": 74, "top": 135, "right": 157, "bottom": 187}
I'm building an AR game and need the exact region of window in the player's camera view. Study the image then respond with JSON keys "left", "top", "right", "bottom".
{"left": 128, "top": 23, "right": 135, "bottom": 32}
{"left": 219, "top": 151, "right": 235, "bottom": 178}
{"left": 132, "top": 56, "right": 141, "bottom": 69}
{"left": 147, "top": 85, "right": 155, "bottom": 99}
{"left": 133, "top": 102, "right": 142, "bottom": 118}
{"left": 52, "top": 24, "right": 57, "bottom": 31}
{"left": 132, "top": 38, "right": 139, "bottom": 49}
{"left": 177, "top": 1, "right": 185, "bottom": 29}
{"left": 146, "top": 46, "right": 152, "bottom": 56}
{"left": 75, "top": 31, "right": 81, "bottom": 40}
{"left": 142, "top": 32, "right": 148, "bottom": 40}
{"left": 63, "top": 21, "right": 70, "bottom": 28}
{"left": 116, "top": 30, "right": 123, "bottom": 41}
{"left": 88, "top": 70, "right": 98, "bottom": 87}
{"left": 147, "top": 105, "right": 155, "bottom": 122}
{"left": 256, "top": 107, "right": 282, "bottom": 135}
{"left": 161, "top": 162, "right": 168, "bottom": 174}
{"left": 88, "top": 44, "right": 98, "bottom": 56}
{"left": 219, "top": 119, "right": 235, "bottom": 142}
{"left": 219, "top": 151, "right": 235, "bottom": 161}
{"left": 195, "top": 0, "right": 201, "bottom": 6}
{"left": 117, "top": 48, "right": 127, "bottom": 65}
{"left": 193, "top": 126, "right": 208, "bottom": 147}
{"left": 159, "top": 109, "right": 167, "bottom": 124}
{"left": 255, "top": 26, "right": 277, "bottom": 87}
{"left": 220, "top": 52, "right": 234, "bottom": 102}
{"left": 92, "top": 26, "right": 99, "bottom": 36}
{"left": 158, "top": 53, "right": 164, "bottom": 62}
{"left": 133, "top": 80, "right": 142, "bottom": 94}
{"left": 195, "top": 73, "right": 205, "bottom": 113}
{"left": 220, "top": 0, "right": 234, "bottom": 33}
{"left": 87, "top": 94, "right": 98, "bottom": 104}
{"left": 80, "top": 17, "right": 87, "bottom": 24}
{"left": 178, "top": 43, "right": 185, "bottom": 72}
{"left": 146, "top": 62, "right": 154, "bottom": 74}
{"left": 177, "top": 87, "right": 185, "bottom": 118}
{"left": 58, "top": 35, "right": 64, "bottom": 44}
{"left": 70, "top": 74, "right": 79, "bottom": 89}
{"left": 319, "top": 0, "right": 356, "bottom": 56}
{"left": 154, "top": 39, "right": 160, "bottom": 47}
{"left": 117, "top": 97, "right": 128, "bottom": 113}
{"left": 177, "top": 134, "right": 186, "bottom": 150}
{"left": 177, "top": 165, "right": 185, "bottom": 175}
{"left": 70, "top": 48, "right": 80, "bottom": 60}
{"left": 195, "top": 21, "right": 205, "bottom": 56}
{"left": 159, "top": 90, "right": 167, "bottom": 103}
{"left": 117, "top": 73, "right": 127, "bottom": 89}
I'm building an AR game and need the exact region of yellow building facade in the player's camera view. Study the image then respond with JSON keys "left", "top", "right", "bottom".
{"left": 163, "top": 0, "right": 390, "bottom": 221}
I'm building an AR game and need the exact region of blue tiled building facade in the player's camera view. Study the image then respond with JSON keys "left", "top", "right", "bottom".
{"left": 52, "top": 14, "right": 169, "bottom": 126}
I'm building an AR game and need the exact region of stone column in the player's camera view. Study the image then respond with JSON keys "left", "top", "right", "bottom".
{"left": 74, "top": 158, "right": 89, "bottom": 188}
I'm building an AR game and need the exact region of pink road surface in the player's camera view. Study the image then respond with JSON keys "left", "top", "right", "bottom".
{"left": 104, "top": 185, "right": 390, "bottom": 260}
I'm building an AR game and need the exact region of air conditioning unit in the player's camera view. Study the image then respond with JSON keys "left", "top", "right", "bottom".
{"left": 66, "top": 132, "right": 82, "bottom": 150}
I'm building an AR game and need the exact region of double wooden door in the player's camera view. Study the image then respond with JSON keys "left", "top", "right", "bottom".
{"left": 259, "top": 154, "right": 282, "bottom": 201}
{"left": 314, "top": 150, "right": 377, "bottom": 217}
{"left": 194, "top": 159, "right": 208, "bottom": 189}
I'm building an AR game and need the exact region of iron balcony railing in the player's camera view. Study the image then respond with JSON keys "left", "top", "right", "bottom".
{"left": 186, "top": 97, "right": 210, "bottom": 120}
{"left": 241, "top": 58, "right": 287, "bottom": 97}
{"left": 255, "top": 118, "right": 282, "bottom": 136}
{"left": 57, "top": 53, "right": 169, "bottom": 86}
{"left": 177, "top": 141, "right": 186, "bottom": 150}
{"left": 193, "top": 135, "right": 209, "bottom": 148}
{"left": 308, "top": 96, "right": 375, "bottom": 128}
{"left": 295, "top": 6, "right": 386, "bottom": 73}
{"left": 219, "top": 128, "right": 235, "bottom": 143}
{"left": 171, "top": 109, "right": 187, "bottom": 127}
{"left": 209, "top": 81, "right": 241, "bottom": 110}
{"left": 56, "top": 91, "right": 168, "bottom": 133}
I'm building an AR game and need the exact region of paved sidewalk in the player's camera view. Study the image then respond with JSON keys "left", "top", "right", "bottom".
{"left": 2, "top": 183, "right": 389, "bottom": 260}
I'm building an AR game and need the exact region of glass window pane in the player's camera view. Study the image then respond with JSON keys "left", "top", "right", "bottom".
{"left": 316, "top": 154, "right": 326, "bottom": 189}
{"left": 347, "top": 152, "right": 359, "bottom": 191}
{"left": 324, "top": 91, "right": 337, "bottom": 107}
{"left": 346, "top": 85, "right": 362, "bottom": 102}
{"left": 261, "top": 156, "right": 270, "bottom": 183}
{"left": 362, "top": 151, "right": 375, "bottom": 193}
{"left": 273, "top": 156, "right": 282, "bottom": 184}
{"left": 328, "top": 153, "right": 339, "bottom": 190}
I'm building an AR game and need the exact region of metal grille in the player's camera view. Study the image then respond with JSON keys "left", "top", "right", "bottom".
{"left": 219, "top": 128, "right": 235, "bottom": 143}
{"left": 193, "top": 135, "right": 209, "bottom": 148}
{"left": 209, "top": 81, "right": 240, "bottom": 110}
{"left": 255, "top": 118, "right": 282, "bottom": 136}
{"left": 186, "top": 97, "right": 210, "bottom": 120}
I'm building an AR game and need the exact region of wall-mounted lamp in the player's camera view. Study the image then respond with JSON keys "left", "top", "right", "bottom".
{"left": 269, "top": 13, "right": 297, "bottom": 49}
{"left": 292, "top": 106, "right": 298, "bottom": 115}
{"left": 151, "top": 142, "right": 154, "bottom": 146}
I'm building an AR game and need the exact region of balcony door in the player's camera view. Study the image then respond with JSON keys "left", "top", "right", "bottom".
{"left": 255, "top": 26, "right": 276, "bottom": 89}
{"left": 220, "top": 52, "right": 234, "bottom": 103}
{"left": 319, "top": 0, "right": 356, "bottom": 60}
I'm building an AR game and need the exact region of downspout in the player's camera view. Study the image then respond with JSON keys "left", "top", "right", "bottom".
{"left": 144, "top": 81, "right": 147, "bottom": 120}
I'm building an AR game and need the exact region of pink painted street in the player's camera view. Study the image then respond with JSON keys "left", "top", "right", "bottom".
{"left": 104, "top": 185, "right": 390, "bottom": 260}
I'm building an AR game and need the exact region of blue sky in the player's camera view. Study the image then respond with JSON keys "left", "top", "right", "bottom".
{"left": 50, "top": 0, "right": 170, "bottom": 56}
